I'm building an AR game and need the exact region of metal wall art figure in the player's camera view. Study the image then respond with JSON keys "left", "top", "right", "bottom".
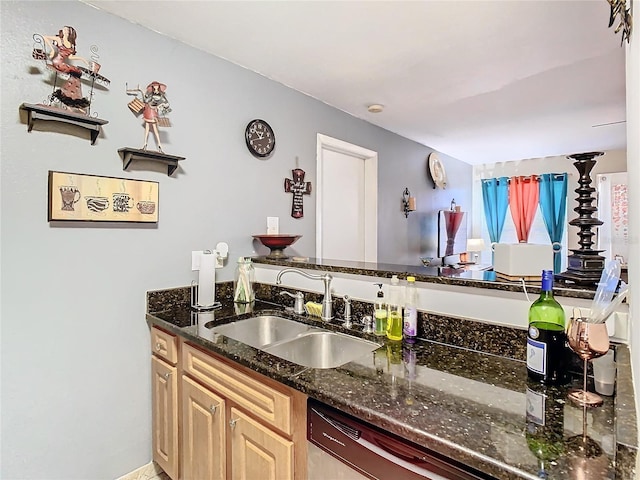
{"left": 607, "top": 0, "right": 633, "bottom": 45}
{"left": 31, "top": 26, "right": 109, "bottom": 115}
{"left": 126, "top": 81, "right": 172, "bottom": 153}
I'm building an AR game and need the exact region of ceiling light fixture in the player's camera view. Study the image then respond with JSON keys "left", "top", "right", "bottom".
{"left": 367, "top": 104, "right": 384, "bottom": 113}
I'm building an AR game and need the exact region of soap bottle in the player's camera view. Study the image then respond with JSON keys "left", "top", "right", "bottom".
{"left": 403, "top": 276, "right": 418, "bottom": 343}
{"left": 373, "top": 283, "right": 388, "bottom": 336}
{"left": 387, "top": 275, "right": 403, "bottom": 341}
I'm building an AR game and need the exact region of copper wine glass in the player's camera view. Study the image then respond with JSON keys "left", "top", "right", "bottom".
{"left": 567, "top": 317, "right": 610, "bottom": 407}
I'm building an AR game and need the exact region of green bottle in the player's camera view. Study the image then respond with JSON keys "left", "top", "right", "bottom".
{"left": 526, "top": 270, "right": 568, "bottom": 385}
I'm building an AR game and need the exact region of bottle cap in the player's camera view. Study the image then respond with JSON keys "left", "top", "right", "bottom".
{"left": 541, "top": 270, "right": 554, "bottom": 291}
{"left": 407, "top": 276, "right": 415, "bottom": 282}
{"left": 391, "top": 275, "right": 399, "bottom": 285}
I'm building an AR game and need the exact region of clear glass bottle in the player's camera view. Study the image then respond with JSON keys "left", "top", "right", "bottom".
{"left": 373, "top": 283, "right": 388, "bottom": 336}
{"left": 387, "top": 276, "right": 403, "bottom": 341}
{"left": 527, "top": 270, "right": 568, "bottom": 385}
{"left": 233, "top": 257, "right": 255, "bottom": 304}
{"left": 387, "top": 303, "right": 403, "bottom": 341}
{"left": 403, "top": 276, "right": 418, "bottom": 343}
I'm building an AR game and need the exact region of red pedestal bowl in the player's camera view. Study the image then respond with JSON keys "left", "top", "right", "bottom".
{"left": 252, "top": 234, "right": 302, "bottom": 259}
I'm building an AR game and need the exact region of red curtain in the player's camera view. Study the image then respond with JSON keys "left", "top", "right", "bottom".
{"left": 509, "top": 176, "right": 539, "bottom": 242}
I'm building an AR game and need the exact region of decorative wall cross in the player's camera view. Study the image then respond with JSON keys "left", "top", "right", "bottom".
{"left": 284, "top": 168, "right": 311, "bottom": 218}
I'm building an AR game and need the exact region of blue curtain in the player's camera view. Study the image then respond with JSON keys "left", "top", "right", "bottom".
{"left": 481, "top": 177, "right": 509, "bottom": 249}
{"left": 538, "top": 173, "right": 568, "bottom": 273}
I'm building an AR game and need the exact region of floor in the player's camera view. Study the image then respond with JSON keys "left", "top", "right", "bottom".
{"left": 116, "top": 462, "right": 170, "bottom": 480}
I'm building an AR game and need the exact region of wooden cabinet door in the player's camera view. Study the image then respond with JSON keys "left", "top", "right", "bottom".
{"left": 181, "top": 376, "right": 226, "bottom": 480}
{"left": 152, "top": 356, "right": 178, "bottom": 480}
{"left": 229, "top": 407, "right": 294, "bottom": 480}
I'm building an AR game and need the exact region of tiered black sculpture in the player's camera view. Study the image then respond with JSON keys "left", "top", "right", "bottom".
{"left": 556, "top": 152, "right": 605, "bottom": 286}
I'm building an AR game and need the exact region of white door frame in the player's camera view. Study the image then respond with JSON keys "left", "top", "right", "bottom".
{"left": 316, "top": 134, "right": 378, "bottom": 262}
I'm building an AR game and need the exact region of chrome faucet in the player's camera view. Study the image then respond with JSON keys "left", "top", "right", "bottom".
{"left": 276, "top": 268, "right": 333, "bottom": 321}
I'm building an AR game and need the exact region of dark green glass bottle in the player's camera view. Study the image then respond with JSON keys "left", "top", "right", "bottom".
{"left": 526, "top": 270, "right": 569, "bottom": 385}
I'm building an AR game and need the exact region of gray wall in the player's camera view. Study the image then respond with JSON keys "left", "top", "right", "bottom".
{"left": 0, "top": 1, "right": 471, "bottom": 478}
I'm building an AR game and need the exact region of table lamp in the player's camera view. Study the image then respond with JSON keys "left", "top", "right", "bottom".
{"left": 466, "top": 238, "right": 486, "bottom": 264}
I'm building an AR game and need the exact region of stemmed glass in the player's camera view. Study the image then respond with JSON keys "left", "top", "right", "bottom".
{"left": 567, "top": 317, "right": 610, "bottom": 407}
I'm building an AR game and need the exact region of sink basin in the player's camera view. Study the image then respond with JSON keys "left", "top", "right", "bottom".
{"left": 210, "top": 315, "right": 312, "bottom": 349}
{"left": 209, "top": 314, "right": 380, "bottom": 369}
{"left": 263, "top": 330, "right": 380, "bottom": 369}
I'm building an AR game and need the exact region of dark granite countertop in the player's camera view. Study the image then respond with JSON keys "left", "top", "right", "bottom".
{"left": 252, "top": 256, "right": 599, "bottom": 300}
{"left": 146, "top": 288, "right": 635, "bottom": 479}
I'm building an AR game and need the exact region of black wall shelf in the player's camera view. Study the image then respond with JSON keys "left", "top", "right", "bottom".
{"left": 118, "top": 147, "right": 185, "bottom": 177}
{"left": 20, "top": 103, "right": 108, "bottom": 145}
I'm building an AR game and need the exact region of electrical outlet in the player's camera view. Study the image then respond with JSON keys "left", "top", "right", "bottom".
{"left": 267, "top": 216, "right": 279, "bottom": 234}
{"left": 192, "top": 250, "right": 203, "bottom": 271}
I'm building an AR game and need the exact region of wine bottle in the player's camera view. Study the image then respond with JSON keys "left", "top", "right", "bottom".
{"left": 525, "top": 381, "right": 565, "bottom": 479}
{"left": 527, "top": 270, "right": 569, "bottom": 385}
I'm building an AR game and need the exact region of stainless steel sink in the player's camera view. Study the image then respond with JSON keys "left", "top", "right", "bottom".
{"left": 209, "top": 314, "right": 380, "bottom": 369}
{"left": 263, "top": 330, "right": 380, "bottom": 369}
{"left": 210, "top": 315, "right": 312, "bottom": 349}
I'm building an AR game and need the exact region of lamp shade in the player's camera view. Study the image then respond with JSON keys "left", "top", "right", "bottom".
{"left": 467, "top": 238, "right": 486, "bottom": 252}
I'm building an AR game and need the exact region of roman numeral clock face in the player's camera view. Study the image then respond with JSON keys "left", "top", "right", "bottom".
{"left": 245, "top": 119, "right": 275, "bottom": 158}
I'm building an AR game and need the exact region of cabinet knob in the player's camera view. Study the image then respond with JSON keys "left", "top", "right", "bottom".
{"left": 229, "top": 418, "right": 238, "bottom": 430}
{"left": 210, "top": 405, "right": 217, "bottom": 414}
{"left": 155, "top": 343, "right": 162, "bottom": 351}
{"left": 163, "top": 372, "right": 171, "bottom": 379}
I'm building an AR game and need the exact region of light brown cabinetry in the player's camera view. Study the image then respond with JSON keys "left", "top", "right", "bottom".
{"left": 229, "top": 407, "right": 294, "bottom": 480}
{"left": 181, "top": 375, "right": 226, "bottom": 480}
{"left": 151, "top": 328, "right": 179, "bottom": 480}
{"left": 181, "top": 341, "right": 306, "bottom": 479}
{"left": 150, "top": 326, "right": 307, "bottom": 480}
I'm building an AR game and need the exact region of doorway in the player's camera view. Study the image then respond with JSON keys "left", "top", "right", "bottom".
{"left": 316, "top": 134, "right": 378, "bottom": 262}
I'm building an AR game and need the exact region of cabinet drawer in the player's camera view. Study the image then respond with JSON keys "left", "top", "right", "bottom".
{"left": 182, "top": 343, "right": 293, "bottom": 435}
{"left": 151, "top": 327, "right": 178, "bottom": 364}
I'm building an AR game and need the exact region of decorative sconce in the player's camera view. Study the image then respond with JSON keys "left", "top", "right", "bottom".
{"left": 402, "top": 188, "right": 416, "bottom": 218}
{"left": 466, "top": 238, "right": 486, "bottom": 264}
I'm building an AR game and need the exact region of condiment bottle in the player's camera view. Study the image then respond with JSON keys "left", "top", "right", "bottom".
{"left": 373, "top": 283, "right": 387, "bottom": 336}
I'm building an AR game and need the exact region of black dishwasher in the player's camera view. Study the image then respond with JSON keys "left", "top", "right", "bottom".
{"left": 307, "top": 399, "right": 490, "bottom": 480}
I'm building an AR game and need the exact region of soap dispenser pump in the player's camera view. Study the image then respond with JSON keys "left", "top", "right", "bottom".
{"left": 373, "top": 283, "right": 387, "bottom": 337}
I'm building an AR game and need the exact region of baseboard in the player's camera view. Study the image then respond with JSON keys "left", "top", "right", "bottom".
{"left": 116, "top": 461, "right": 165, "bottom": 480}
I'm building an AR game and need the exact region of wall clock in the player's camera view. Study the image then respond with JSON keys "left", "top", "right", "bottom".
{"left": 245, "top": 119, "right": 275, "bottom": 158}
{"left": 428, "top": 152, "right": 447, "bottom": 189}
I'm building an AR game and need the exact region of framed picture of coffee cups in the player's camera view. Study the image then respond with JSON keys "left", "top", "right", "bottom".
{"left": 48, "top": 171, "right": 158, "bottom": 223}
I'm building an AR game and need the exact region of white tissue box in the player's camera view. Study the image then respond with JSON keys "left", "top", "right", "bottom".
{"left": 493, "top": 243, "right": 553, "bottom": 279}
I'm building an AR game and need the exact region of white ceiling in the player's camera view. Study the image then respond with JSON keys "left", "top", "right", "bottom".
{"left": 84, "top": 0, "right": 627, "bottom": 165}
